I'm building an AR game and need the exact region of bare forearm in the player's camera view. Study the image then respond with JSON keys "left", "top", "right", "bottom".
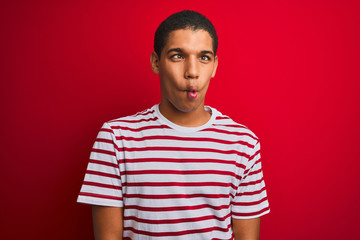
{"left": 92, "top": 206, "right": 124, "bottom": 240}
{"left": 232, "top": 217, "right": 260, "bottom": 240}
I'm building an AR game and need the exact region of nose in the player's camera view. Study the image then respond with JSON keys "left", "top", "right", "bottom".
{"left": 184, "top": 56, "right": 199, "bottom": 79}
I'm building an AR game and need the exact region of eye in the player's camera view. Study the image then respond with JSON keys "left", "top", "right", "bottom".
{"left": 200, "top": 55, "right": 211, "bottom": 61}
{"left": 171, "top": 54, "right": 183, "bottom": 60}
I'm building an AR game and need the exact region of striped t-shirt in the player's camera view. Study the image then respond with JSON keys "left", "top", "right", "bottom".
{"left": 77, "top": 104, "right": 270, "bottom": 239}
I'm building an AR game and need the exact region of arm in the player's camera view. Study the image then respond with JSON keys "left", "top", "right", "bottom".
{"left": 232, "top": 217, "right": 260, "bottom": 240}
{"left": 92, "top": 206, "right": 124, "bottom": 240}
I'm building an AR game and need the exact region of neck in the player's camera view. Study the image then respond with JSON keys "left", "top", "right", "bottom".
{"left": 158, "top": 102, "right": 211, "bottom": 127}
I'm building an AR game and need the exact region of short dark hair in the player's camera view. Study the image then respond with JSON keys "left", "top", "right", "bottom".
{"left": 154, "top": 10, "right": 218, "bottom": 59}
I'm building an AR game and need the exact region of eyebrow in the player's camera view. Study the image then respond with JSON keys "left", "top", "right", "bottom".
{"left": 167, "top": 48, "right": 183, "bottom": 55}
{"left": 200, "top": 50, "right": 214, "bottom": 56}
{"left": 167, "top": 48, "right": 214, "bottom": 56}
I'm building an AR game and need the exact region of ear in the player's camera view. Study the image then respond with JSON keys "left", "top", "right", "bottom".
{"left": 150, "top": 51, "right": 160, "bottom": 74}
{"left": 211, "top": 55, "right": 218, "bottom": 78}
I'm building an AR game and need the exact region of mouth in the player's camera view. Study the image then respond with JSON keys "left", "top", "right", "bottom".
{"left": 186, "top": 88, "right": 198, "bottom": 99}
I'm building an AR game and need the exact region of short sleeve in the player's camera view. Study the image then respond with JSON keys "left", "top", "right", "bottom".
{"left": 232, "top": 141, "right": 270, "bottom": 219}
{"left": 77, "top": 122, "right": 123, "bottom": 207}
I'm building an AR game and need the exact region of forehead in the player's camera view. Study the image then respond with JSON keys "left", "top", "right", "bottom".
{"left": 164, "top": 29, "right": 213, "bottom": 53}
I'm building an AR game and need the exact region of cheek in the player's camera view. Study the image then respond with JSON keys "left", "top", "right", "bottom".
{"left": 201, "top": 81, "right": 211, "bottom": 94}
{"left": 161, "top": 66, "right": 183, "bottom": 85}
{"left": 159, "top": 72, "right": 178, "bottom": 95}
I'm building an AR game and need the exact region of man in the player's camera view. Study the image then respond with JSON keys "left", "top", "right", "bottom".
{"left": 78, "top": 10, "right": 270, "bottom": 239}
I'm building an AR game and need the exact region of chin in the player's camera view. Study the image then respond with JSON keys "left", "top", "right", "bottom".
{"left": 174, "top": 103, "right": 200, "bottom": 113}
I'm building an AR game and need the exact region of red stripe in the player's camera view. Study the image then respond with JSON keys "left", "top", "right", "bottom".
{"left": 237, "top": 186, "right": 267, "bottom": 196}
{"left": 99, "top": 128, "right": 113, "bottom": 134}
{"left": 86, "top": 170, "right": 121, "bottom": 180}
{"left": 109, "top": 117, "right": 158, "bottom": 123}
{"left": 239, "top": 178, "right": 263, "bottom": 187}
{"left": 215, "top": 116, "right": 230, "bottom": 120}
{"left": 123, "top": 158, "right": 246, "bottom": 169}
{"left": 201, "top": 128, "right": 258, "bottom": 141}
{"left": 95, "top": 138, "right": 113, "bottom": 144}
{"left": 123, "top": 213, "right": 231, "bottom": 224}
{"left": 122, "top": 146, "right": 250, "bottom": 159}
{"left": 232, "top": 206, "right": 270, "bottom": 217}
{"left": 111, "top": 125, "right": 170, "bottom": 131}
{"left": 123, "top": 223, "right": 231, "bottom": 237}
{"left": 233, "top": 196, "right": 268, "bottom": 206}
{"left": 89, "top": 159, "right": 118, "bottom": 168}
{"left": 213, "top": 124, "right": 247, "bottom": 129}
{"left": 123, "top": 181, "right": 237, "bottom": 189}
{"left": 243, "top": 156, "right": 261, "bottom": 175}
{"left": 116, "top": 135, "right": 254, "bottom": 148}
{"left": 83, "top": 181, "right": 121, "bottom": 190}
{"left": 91, "top": 148, "right": 116, "bottom": 157}
{"left": 126, "top": 203, "right": 230, "bottom": 212}
{"left": 244, "top": 160, "right": 262, "bottom": 175}
{"left": 249, "top": 149, "right": 260, "bottom": 161}
{"left": 79, "top": 192, "right": 122, "bottom": 201}
{"left": 124, "top": 169, "right": 241, "bottom": 180}
{"left": 247, "top": 168, "right": 262, "bottom": 176}
{"left": 212, "top": 237, "right": 233, "bottom": 240}
{"left": 123, "top": 193, "right": 230, "bottom": 199}
{"left": 93, "top": 138, "right": 120, "bottom": 152}
{"left": 135, "top": 109, "right": 155, "bottom": 116}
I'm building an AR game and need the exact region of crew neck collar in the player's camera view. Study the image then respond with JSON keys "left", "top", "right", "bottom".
{"left": 154, "top": 104, "right": 217, "bottom": 133}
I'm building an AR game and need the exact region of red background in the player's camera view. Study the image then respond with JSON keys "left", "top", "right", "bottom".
{"left": 1, "top": 0, "right": 359, "bottom": 239}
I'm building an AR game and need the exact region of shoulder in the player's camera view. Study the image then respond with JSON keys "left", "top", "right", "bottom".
{"left": 101, "top": 105, "right": 159, "bottom": 132}
{"left": 209, "top": 106, "right": 259, "bottom": 147}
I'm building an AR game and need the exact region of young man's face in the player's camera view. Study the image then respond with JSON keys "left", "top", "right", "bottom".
{"left": 151, "top": 28, "right": 218, "bottom": 114}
